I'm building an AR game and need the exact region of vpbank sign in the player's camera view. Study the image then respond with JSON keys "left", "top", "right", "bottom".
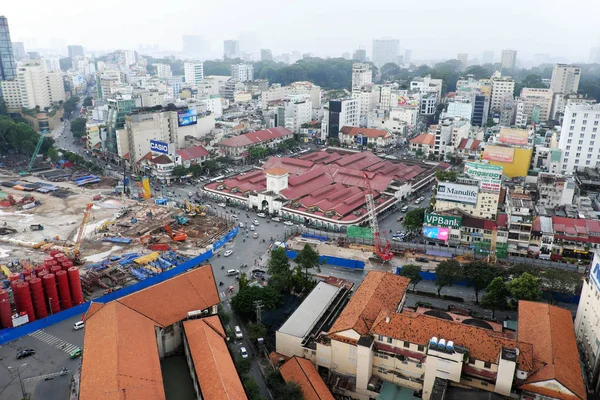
{"left": 425, "top": 213, "right": 462, "bottom": 228}
{"left": 150, "top": 140, "right": 169, "bottom": 154}
{"left": 437, "top": 182, "right": 478, "bottom": 204}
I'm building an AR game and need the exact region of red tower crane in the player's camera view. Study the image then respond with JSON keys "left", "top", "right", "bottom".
{"left": 363, "top": 173, "right": 394, "bottom": 262}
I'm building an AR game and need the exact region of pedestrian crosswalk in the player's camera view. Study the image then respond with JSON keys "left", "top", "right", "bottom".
{"left": 29, "top": 329, "right": 80, "bottom": 354}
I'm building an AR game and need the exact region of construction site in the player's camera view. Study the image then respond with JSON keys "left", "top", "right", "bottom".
{"left": 0, "top": 167, "right": 231, "bottom": 331}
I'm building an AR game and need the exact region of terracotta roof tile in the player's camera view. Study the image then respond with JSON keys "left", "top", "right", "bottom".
{"left": 219, "top": 127, "right": 292, "bottom": 148}
{"left": 265, "top": 167, "right": 290, "bottom": 176}
{"left": 517, "top": 301, "right": 585, "bottom": 400}
{"left": 176, "top": 145, "right": 209, "bottom": 161}
{"left": 80, "top": 302, "right": 166, "bottom": 400}
{"left": 370, "top": 310, "right": 534, "bottom": 371}
{"left": 410, "top": 134, "right": 435, "bottom": 146}
{"left": 340, "top": 126, "right": 391, "bottom": 138}
{"left": 118, "top": 265, "right": 219, "bottom": 327}
{"left": 280, "top": 356, "right": 335, "bottom": 400}
{"left": 328, "top": 271, "right": 409, "bottom": 337}
{"left": 183, "top": 316, "right": 247, "bottom": 400}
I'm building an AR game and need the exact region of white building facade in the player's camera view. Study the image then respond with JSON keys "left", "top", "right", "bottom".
{"left": 559, "top": 103, "right": 600, "bottom": 174}
{"left": 184, "top": 62, "right": 204, "bottom": 85}
{"left": 231, "top": 64, "right": 254, "bottom": 82}
{"left": 550, "top": 64, "right": 581, "bottom": 95}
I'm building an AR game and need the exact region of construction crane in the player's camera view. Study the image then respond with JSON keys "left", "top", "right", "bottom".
{"left": 20, "top": 130, "right": 47, "bottom": 176}
{"left": 363, "top": 172, "right": 394, "bottom": 262}
{"left": 69, "top": 203, "right": 94, "bottom": 263}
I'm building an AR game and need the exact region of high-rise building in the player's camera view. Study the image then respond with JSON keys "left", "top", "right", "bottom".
{"left": 182, "top": 35, "right": 208, "bottom": 58}
{"left": 590, "top": 47, "right": 600, "bottom": 64}
{"left": 501, "top": 49, "right": 517, "bottom": 69}
{"left": 12, "top": 41, "right": 25, "bottom": 61}
{"left": 481, "top": 51, "right": 494, "bottom": 65}
{"left": 155, "top": 63, "right": 172, "bottom": 78}
{"left": 515, "top": 88, "right": 553, "bottom": 125}
{"left": 261, "top": 49, "right": 273, "bottom": 61}
{"left": 42, "top": 57, "right": 61, "bottom": 72}
{"left": 321, "top": 98, "right": 360, "bottom": 141}
{"left": 558, "top": 103, "right": 600, "bottom": 173}
{"left": 404, "top": 49, "right": 412, "bottom": 64}
{"left": 224, "top": 40, "right": 240, "bottom": 59}
{"left": 351, "top": 63, "right": 372, "bottom": 92}
{"left": 490, "top": 72, "right": 515, "bottom": 111}
{"left": 410, "top": 75, "right": 443, "bottom": 100}
{"left": 550, "top": 64, "right": 581, "bottom": 95}
{"left": 184, "top": 62, "right": 204, "bottom": 85}
{"left": 0, "top": 16, "right": 17, "bottom": 81}
{"left": 353, "top": 49, "right": 367, "bottom": 62}
{"left": 372, "top": 38, "right": 399, "bottom": 67}
{"left": 231, "top": 63, "right": 253, "bottom": 82}
{"left": 1, "top": 62, "right": 65, "bottom": 109}
{"left": 67, "top": 45, "right": 84, "bottom": 58}
{"left": 457, "top": 53, "right": 468, "bottom": 68}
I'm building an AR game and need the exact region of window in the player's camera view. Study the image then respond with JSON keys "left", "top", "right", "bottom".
{"left": 588, "top": 154, "right": 593, "bottom": 159}
{"left": 484, "top": 361, "right": 492, "bottom": 369}
{"left": 590, "top": 148, "right": 595, "bottom": 153}
{"left": 573, "top": 113, "right": 577, "bottom": 117}
{"left": 418, "top": 345, "right": 425, "bottom": 352}
{"left": 577, "top": 147, "right": 582, "bottom": 151}
{"left": 583, "top": 120, "right": 588, "bottom": 125}
{"left": 587, "top": 160, "right": 591, "bottom": 165}
{"left": 595, "top": 121, "right": 599, "bottom": 126}
{"left": 567, "top": 139, "right": 572, "bottom": 143}
{"left": 592, "top": 141, "right": 595, "bottom": 146}
{"left": 594, "top": 128, "right": 598, "bottom": 133}
{"left": 582, "top": 127, "right": 587, "bottom": 132}
{"left": 585, "top": 113, "right": 589, "bottom": 118}
{"left": 387, "top": 337, "right": 393, "bottom": 344}
{"left": 469, "top": 358, "right": 475, "bottom": 364}
{"left": 378, "top": 335, "right": 383, "bottom": 342}
{"left": 404, "top": 341, "right": 410, "bottom": 348}
{"left": 581, "top": 132, "right": 586, "bottom": 137}
{"left": 566, "top": 146, "right": 571, "bottom": 150}
{"left": 579, "top": 140, "right": 584, "bottom": 144}
{"left": 570, "top": 126, "right": 575, "bottom": 131}
{"left": 571, "top": 119, "right": 576, "bottom": 124}
{"left": 569, "top": 132, "right": 573, "bottom": 137}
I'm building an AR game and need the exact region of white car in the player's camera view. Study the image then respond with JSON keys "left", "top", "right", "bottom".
{"left": 234, "top": 325, "right": 243, "bottom": 339}
{"left": 271, "top": 217, "right": 281, "bottom": 222}
{"left": 231, "top": 215, "right": 239, "bottom": 220}
{"left": 224, "top": 250, "right": 233, "bottom": 257}
{"left": 253, "top": 220, "right": 259, "bottom": 226}
{"left": 250, "top": 225, "right": 255, "bottom": 231}
{"left": 284, "top": 221, "right": 294, "bottom": 226}
{"left": 218, "top": 202, "right": 226, "bottom": 207}
{"left": 257, "top": 212, "right": 266, "bottom": 218}
{"left": 240, "top": 347, "right": 249, "bottom": 359}
{"left": 239, "top": 222, "right": 245, "bottom": 228}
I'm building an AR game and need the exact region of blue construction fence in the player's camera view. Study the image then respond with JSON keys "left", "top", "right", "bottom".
{"left": 286, "top": 250, "right": 364, "bottom": 270}
{"left": 0, "top": 226, "right": 239, "bottom": 345}
{"left": 301, "top": 233, "right": 328, "bottom": 242}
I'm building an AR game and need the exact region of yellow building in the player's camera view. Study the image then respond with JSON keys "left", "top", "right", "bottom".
{"left": 482, "top": 145, "right": 532, "bottom": 178}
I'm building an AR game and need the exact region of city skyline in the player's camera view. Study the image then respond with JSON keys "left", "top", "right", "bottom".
{"left": 3, "top": 0, "right": 600, "bottom": 64}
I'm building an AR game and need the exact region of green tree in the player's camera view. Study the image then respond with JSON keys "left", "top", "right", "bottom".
{"left": 47, "top": 147, "right": 60, "bottom": 162}
{"left": 238, "top": 272, "right": 249, "bottom": 290}
{"left": 403, "top": 208, "right": 425, "bottom": 231}
{"left": 481, "top": 277, "right": 510, "bottom": 318}
{"left": 508, "top": 272, "right": 541, "bottom": 302}
{"left": 295, "top": 244, "right": 321, "bottom": 280}
{"left": 231, "top": 286, "right": 281, "bottom": 320}
{"left": 514, "top": 74, "right": 547, "bottom": 97}
{"left": 189, "top": 163, "right": 203, "bottom": 177}
{"left": 249, "top": 146, "right": 268, "bottom": 160}
{"left": 203, "top": 159, "right": 219, "bottom": 174}
{"left": 83, "top": 96, "right": 93, "bottom": 107}
{"left": 506, "top": 263, "right": 539, "bottom": 278}
{"left": 70, "top": 118, "right": 87, "bottom": 138}
{"left": 63, "top": 96, "right": 80, "bottom": 114}
{"left": 235, "top": 357, "right": 252, "bottom": 375}
{"left": 242, "top": 377, "right": 264, "bottom": 400}
{"left": 435, "top": 259, "right": 463, "bottom": 297}
{"left": 247, "top": 323, "right": 267, "bottom": 342}
{"left": 172, "top": 165, "right": 188, "bottom": 178}
{"left": 463, "top": 261, "right": 503, "bottom": 303}
{"left": 268, "top": 247, "right": 293, "bottom": 291}
{"left": 400, "top": 264, "right": 422, "bottom": 291}
{"left": 266, "top": 371, "right": 304, "bottom": 400}
{"left": 217, "top": 304, "right": 230, "bottom": 326}
{"left": 539, "top": 269, "right": 582, "bottom": 304}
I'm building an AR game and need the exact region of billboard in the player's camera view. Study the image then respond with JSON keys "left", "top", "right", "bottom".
{"left": 177, "top": 109, "right": 198, "bottom": 127}
{"left": 499, "top": 128, "right": 528, "bottom": 145}
{"left": 150, "top": 140, "right": 169, "bottom": 154}
{"left": 482, "top": 145, "right": 515, "bottom": 163}
{"left": 464, "top": 162, "right": 502, "bottom": 192}
{"left": 423, "top": 226, "right": 450, "bottom": 242}
{"left": 425, "top": 213, "right": 462, "bottom": 228}
{"left": 436, "top": 182, "right": 479, "bottom": 204}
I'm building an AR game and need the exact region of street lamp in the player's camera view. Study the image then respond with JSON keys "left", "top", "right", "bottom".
{"left": 8, "top": 363, "right": 27, "bottom": 398}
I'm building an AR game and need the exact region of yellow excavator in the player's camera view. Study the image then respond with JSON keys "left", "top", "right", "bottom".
{"left": 183, "top": 199, "right": 206, "bottom": 217}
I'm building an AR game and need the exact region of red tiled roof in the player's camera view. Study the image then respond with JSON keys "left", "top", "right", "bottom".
{"left": 280, "top": 357, "right": 335, "bottom": 400}
{"left": 457, "top": 138, "right": 482, "bottom": 151}
{"left": 552, "top": 216, "right": 600, "bottom": 244}
{"left": 518, "top": 301, "right": 586, "bottom": 400}
{"left": 150, "top": 154, "right": 173, "bottom": 165}
{"left": 340, "top": 126, "right": 391, "bottom": 138}
{"left": 136, "top": 152, "right": 153, "bottom": 164}
{"left": 176, "top": 145, "right": 209, "bottom": 161}
{"left": 265, "top": 167, "right": 290, "bottom": 176}
{"left": 410, "top": 134, "right": 435, "bottom": 146}
{"left": 219, "top": 127, "right": 292, "bottom": 148}
{"left": 329, "top": 272, "right": 409, "bottom": 338}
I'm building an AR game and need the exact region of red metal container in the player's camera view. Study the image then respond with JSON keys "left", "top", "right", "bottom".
{"left": 151, "top": 243, "right": 170, "bottom": 251}
{"left": 0, "top": 299, "right": 12, "bottom": 329}
{"left": 37, "top": 270, "right": 48, "bottom": 279}
{"left": 45, "top": 255, "right": 56, "bottom": 262}
{"left": 29, "top": 277, "right": 47, "bottom": 319}
{"left": 10, "top": 278, "right": 24, "bottom": 291}
{"left": 55, "top": 270, "right": 72, "bottom": 310}
{"left": 42, "top": 274, "right": 61, "bottom": 314}
{"left": 67, "top": 267, "right": 84, "bottom": 305}
{"left": 14, "top": 282, "right": 35, "bottom": 323}
{"left": 49, "top": 250, "right": 61, "bottom": 257}
{"left": 34, "top": 265, "right": 46, "bottom": 275}
{"left": 52, "top": 252, "right": 64, "bottom": 259}
{"left": 45, "top": 260, "right": 57, "bottom": 268}
{"left": 24, "top": 275, "right": 32, "bottom": 283}
{"left": 61, "top": 260, "right": 73, "bottom": 270}
{"left": 55, "top": 256, "right": 67, "bottom": 265}
{"left": 0, "top": 289, "right": 8, "bottom": 301}
{"left": 22, "top": 269, "right": 33, "bottom": 279}
{"left": 8, "top": 273, "right": 21, "bottom": 283}
{"left": 50, "top": 265, "right": 62, "bottom": 275}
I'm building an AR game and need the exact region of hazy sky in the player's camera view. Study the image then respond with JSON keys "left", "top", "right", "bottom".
{"left": 4, "top": 0, "right": 600, "bottom": 63}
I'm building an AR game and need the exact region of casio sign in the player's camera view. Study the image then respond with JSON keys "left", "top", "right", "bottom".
{"left": 150, "top": 140, "right": 169, "bottom": 154}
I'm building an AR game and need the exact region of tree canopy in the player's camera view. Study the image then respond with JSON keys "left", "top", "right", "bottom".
{"left": 399, "top": 264, "right": 422, "bottom": 291}
{"left": 403, "top": 208, "right": 426, "bottom": 231}
{"left": 463, "top": 261, "right": 503, "bottom": 303}
{"left": 481, "top": 277, "right": 509, "bottom": 318}
{"left": 508, "top": 272, "right": 541, "bottom": 302}
{"left": 231, "top": 285, "right": 281, "bottom": 320}
{"left": 435, "top": 259, "right": 463, "bottom": 297}
{"left": 70, "top": 118, "right": 87, "bottom": 138}
{"left": 0, "top": 117, "right": 55, "bottom": 156}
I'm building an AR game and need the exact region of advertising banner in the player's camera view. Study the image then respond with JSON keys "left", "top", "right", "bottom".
{"left": 177, "top": 109, "right": 198, "bottom": 127}
{"left": 436, "top": 182, "right": 479, "bottom": 204}
{"left": 499, "top": 128, "right": 529, "bottom": 145}
{"left": 464, "top": 162, "right": 502, "bottom": 192}
{"left": 591, "top": 253, "right": 600, "bottom": 291}
{"left": 482, "top": 146, "right": 515, "bottom": 163}
{"left": 150, "top": 140, "right": 169, "bottom": 154}
{"left": 423, "top": 226, "right": 450, "bottom": 242}
{"left": 424, "top": 213, "right": 462, "bottom": 228}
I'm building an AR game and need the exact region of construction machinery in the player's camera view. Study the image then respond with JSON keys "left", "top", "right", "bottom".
{"left": 66, "top": 203, "right": 93, "bottom": 263}
{"left": 183, "top": 199, "right": 206, "bottom": 217}
{"left": 362, "top": 173, "right": 394, "bottom": 262}
{"left": 20, "top": 130, "right": 47, "bottom": 176}
{"left": 163, "top": 224, "right": 187, "bottom": 242}
{"left": 172, "top": 214, "right": 189, "bottom": 225}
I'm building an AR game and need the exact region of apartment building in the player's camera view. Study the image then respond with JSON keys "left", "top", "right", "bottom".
{"left": 490, "top": 73, "right": 515, "bottom": 112}
{"left": 410, "top": 75, "right": 443, "bottom": 100}
{"left": 231, "top": 63, "right": 254, "bottom": 82}
{"left": 372, "top": 38, "right": 399, "bottom": 67}
{"left": 457, "top": 53, "right": 468, "bottom": 68}
{"left": 420, "top": 94, "right": 437, "bottom": 116}
{"left": 223, "top": 39, "right": 240, "bottom": 59}
{"left": 184, "top": 62, "right": 204, "bottom": 85}
{"left": 284, "top": 94, "right": 312, "bottom": 133}
{"left": 550, "top": 64, "right": 581, "bottom": 95}
{"left": 501, "top": 49, "right": 517, "bottom": 69}
{"left": 516, "top": 88, "right": 553, "bottom": 125}
{"left": 505, "top": 189, "right": 535, "bottom": 257}
{"left": 536, "top": 173, "right": 575, "bottom": 209}
{"left": 321, "top": 98, "right": 360, "bottom": 141}
{"left": 1, "top": 62, "right": 65, "bottom": 109}
{"left": 410, "top": 134, "right": 435, "bottom": 157}
{"left": 558, "top": 103, "right": 600, "bottom": 174}
{"left": 351, "top": 63, "right": 372, "bottom": 93}
{"left": 155, "top": 63, "right": 172, "bottom": 78}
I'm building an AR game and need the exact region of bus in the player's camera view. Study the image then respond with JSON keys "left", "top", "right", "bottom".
{"left": 209, "top": 175, "right": 225, "bottom": 183}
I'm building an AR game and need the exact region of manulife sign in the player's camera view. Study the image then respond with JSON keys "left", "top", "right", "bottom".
{"left": 424, "top": 213, "right": 462, "bottom": 228}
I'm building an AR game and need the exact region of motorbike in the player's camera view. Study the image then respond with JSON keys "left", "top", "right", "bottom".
{"left": 217, "top": 253, "right": 221, "bottom": 257}
{"left": 243, "top": 238, "right": 246, "bottom": 242}
{"left": 219, "top": 281, "right": 224, "bottom": 286}
{"left": 221, "top": 265, "right": 225, "bottom": 270}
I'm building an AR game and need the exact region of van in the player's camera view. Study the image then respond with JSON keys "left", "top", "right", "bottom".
{"left": 74, "top": 321, "right": 85, "bottom": 330}
{"left": 234, "top": 326, "right": 243, "bottom": 339}
{"left": 226, "top": 269, "right": 239, "bottom": 276}
{"left": 401, "top": 206, "right": 409, "bottom": 212}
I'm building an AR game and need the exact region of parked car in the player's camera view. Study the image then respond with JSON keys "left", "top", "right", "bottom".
{"left": 284, "top": 221, "right": 294, "bottom": 226}
{"left": 252, "top": 268, "right": 266, "bottom": 274}
{"left": 240, "top": 347, "right": 249, "bottom": 359}
{"left": 253, "top": 232, "right": 259, "bottom": 239}
{"left": 271, "top": 217, "right": 281, "bottom": 222}
{"left": 257, "top": 213, "right": 266, "bottom": 218}
{"left": 415, "top": 257, "right": 429, "bottom": 263}
{"left": 226, "top": 269, "right": 240, "bottom": 276}
{"left": 224, "top": 250, "right": 233, "bottom": 257}
{"left": 235, "top": 326, "right": 243, "bottom": 339}
{"left": 16, "top": 349, "right": 35, "bottom": 359}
